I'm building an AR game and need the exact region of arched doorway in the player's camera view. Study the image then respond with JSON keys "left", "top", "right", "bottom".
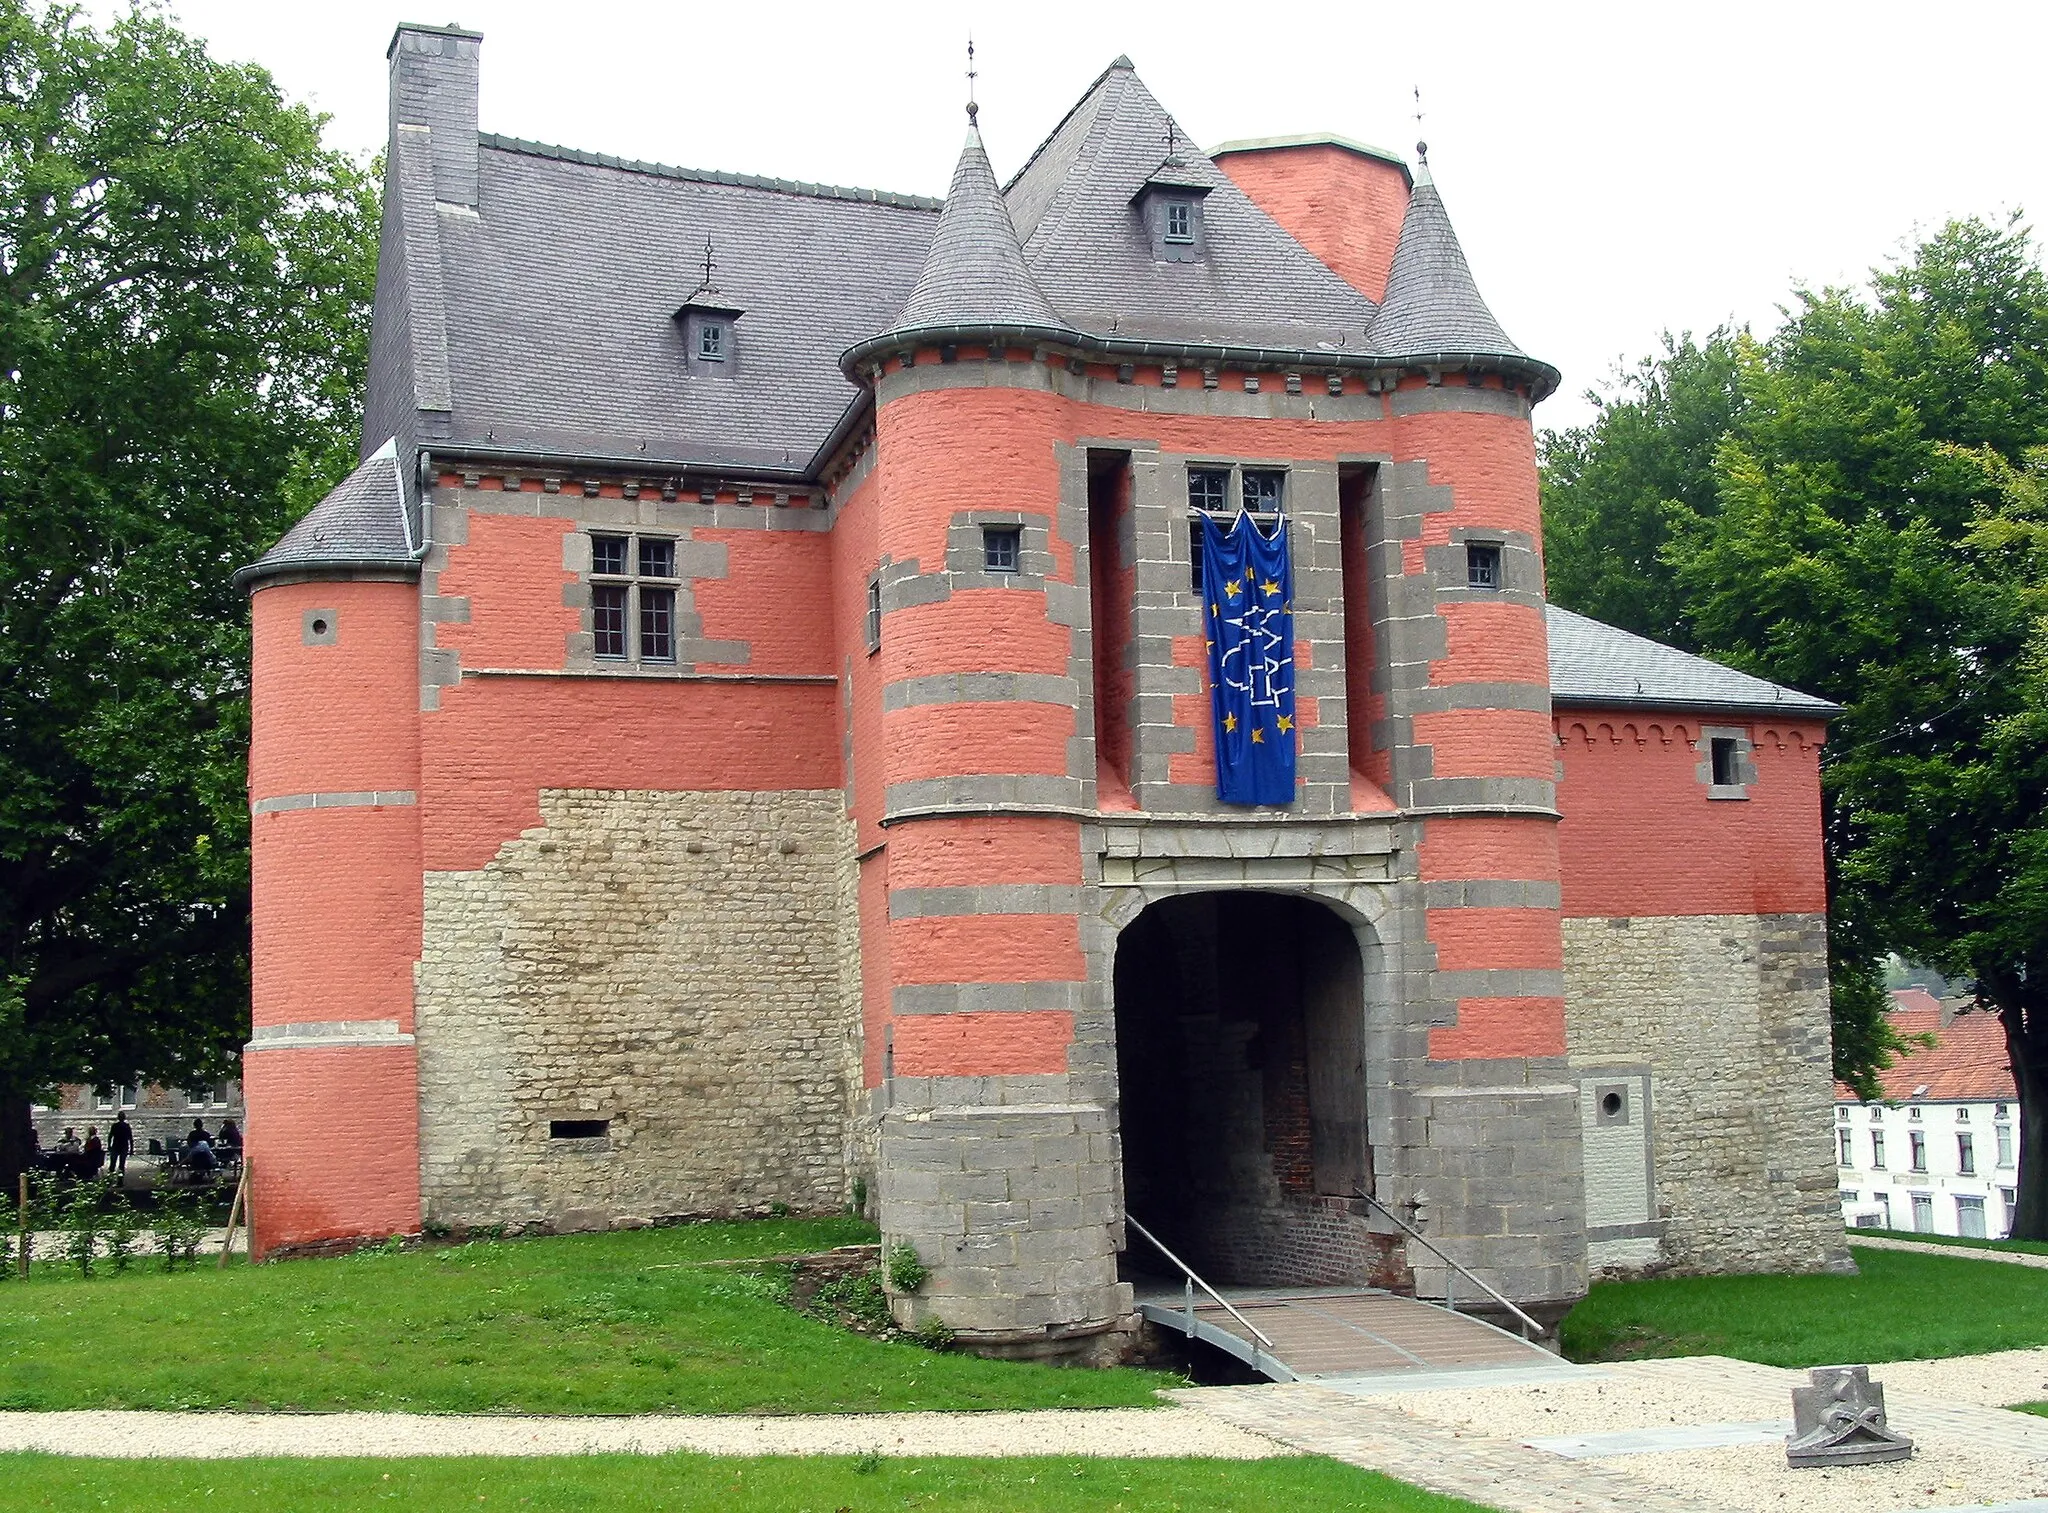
{"left": 1114, "top": 891, "right": 1376, "bottom": 1287}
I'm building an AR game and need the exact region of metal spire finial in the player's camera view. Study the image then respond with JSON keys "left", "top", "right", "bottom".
{"left": 1412, "top": 86, "right": 1428, "bottom": 164}
{"left": 966, "top": 36, "right": 978, "bottom": 124}
{"left": 700, "top": 236, "right": 717, "bottom": 292}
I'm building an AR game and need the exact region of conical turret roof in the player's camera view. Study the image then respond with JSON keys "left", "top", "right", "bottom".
{"left": 882, "top": 117, "right": 1068, "bottom": 338}
{"left": 1366, "top": 151, "right": 1524, "bottom": 360}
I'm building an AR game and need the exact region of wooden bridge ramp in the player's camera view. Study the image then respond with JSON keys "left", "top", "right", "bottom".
{"left": 1135, "top": 1285, "right": 1568, "bottom": 1384}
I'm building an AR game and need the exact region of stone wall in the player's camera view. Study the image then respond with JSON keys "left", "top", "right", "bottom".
{"left": 415, "top": 787, "right": 860, "bottom": 1231}
{"left": 1563, "top": 912, "right": 1849, "bottom": 1275}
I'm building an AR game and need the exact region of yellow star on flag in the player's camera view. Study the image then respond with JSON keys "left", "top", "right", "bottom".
{"left": 1277, "top": 713, "right": 1293, "bottom": 733}
{"left": 1250, "top": 726, "right": 1264, "bottom": 744}
{"left": 1223, "top": 580, "right": 1241, "bottom": 599}
{"left": 1223, "top": 711, "right": 1238, "bottom": 733}
{"left": 1260, "top": 580, "right": 1280, "bottom": 597}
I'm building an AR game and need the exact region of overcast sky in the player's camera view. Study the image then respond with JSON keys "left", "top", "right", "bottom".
{"left": 123, "top": 0, "right": 2048, "bottom": 433}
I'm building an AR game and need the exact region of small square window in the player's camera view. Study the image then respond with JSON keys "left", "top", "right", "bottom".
{"left": 1710, "top": 736, "right": 1739, "bottom": 787}
{"left": 591, "top": 535, "right": 629, "bottom": 577}
{"left": 1466, "top": 541, "right": 1502, "bottom": 590}
{"left": 1187, "top": 468, "right": 1228, "bottom": 513}
{"left": 1241, "top": 470, "right": 1284, "bottom": 514}
{"left": 1164, "top": 200, "right": 1193, "bottom": 243}
{"left": 638, "top": 537, "right": 675, "bottom": 580}
{"left": 698, "top": 322, "right": 726, "bottom": 361}
{"left": 983, "top": 525, "right": 1021, "bottom": 574}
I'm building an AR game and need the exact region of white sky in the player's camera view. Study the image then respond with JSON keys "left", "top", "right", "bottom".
{"left": 125, "top": 0, "right": 2048, "bottom": 433}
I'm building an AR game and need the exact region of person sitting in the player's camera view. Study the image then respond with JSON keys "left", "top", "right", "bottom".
{"left": 184, "top": 1133, "right": 218, "bottom": 1179}
{"left": 188, "top": 1118, "right": 212, "bottom": 1146}
{"left": 82, "top": 1127, "right": 104, "bottom": 1178}
{"left": 216, "top": 1119, "right": 242, "bottom": 1154}
{"left": 56, "top": 1127, "right": 81, "bottom": 1154}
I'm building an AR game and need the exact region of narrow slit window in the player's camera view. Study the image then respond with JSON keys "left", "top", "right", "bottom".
{"left": 1710, "top": 737, "right": 1739, "bottom": 787}
{"left": 983, "top": 525, "right": 1021, "bottom": 574}
{"left": 865, "top": 576, "right": 882, "bottom": 653}
{"left": 1466, "top": 540, "right": 1502, "bottom": 590}
{"left": 549, "top": 1119, "right": 609, "bottom": 1140}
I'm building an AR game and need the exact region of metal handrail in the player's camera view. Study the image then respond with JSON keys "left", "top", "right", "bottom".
{"left": 1359, "top": 1191, "right": 1545, "bottom": 1340}
{"left": 1125, "top": 1214, "right": 1277, "bottom": 1356}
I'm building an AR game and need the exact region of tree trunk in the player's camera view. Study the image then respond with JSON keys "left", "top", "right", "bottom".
{"left": 1999, "top": 997, "right": 2048, "bottom": 1242}
{"left": 0, "top": 1088, "right": 31, "bottom": 1203}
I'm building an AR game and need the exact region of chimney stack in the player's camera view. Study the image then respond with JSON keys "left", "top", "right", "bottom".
{"left": 388, "top": 23, "right": 483, "bottom": 209}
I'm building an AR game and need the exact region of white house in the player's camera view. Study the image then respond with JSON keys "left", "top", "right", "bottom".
{"left": 1837, "top": 989, "right": 2019, "bottom": 1240}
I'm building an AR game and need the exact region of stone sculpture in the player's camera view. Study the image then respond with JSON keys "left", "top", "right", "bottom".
{"left": 1786, "top": 1365, "right": 1914, "bottom": 1467}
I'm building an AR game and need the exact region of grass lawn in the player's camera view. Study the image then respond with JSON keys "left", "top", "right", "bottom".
{"left": 1561, "top": 1245, "right": 2048, "bottom": 1367}
{"left": 0, "top": 1219, "right": 1178, "bottom": 1414}
{"left": 0, "top": 1454, "right": 1493, "bottom": 1512}
{"left": 1847, "top": 1227, "right": 2048, "bottom": 1258}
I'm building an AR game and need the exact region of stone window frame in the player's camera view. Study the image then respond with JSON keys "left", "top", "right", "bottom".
{"left": 1465, "top": 539, "right": 1504, "bottom": 591}
{"left": 589, "top": 531, "right": 682, "bottom": 665}
{"left": 1184, "top": 460, "right": 1287, "bottom": 591}
{"left": 1694, "top": 724, "right": 1756, "bottom": 801}
{"left": 943, "top": 510, "right": 1055, "bottom": 586}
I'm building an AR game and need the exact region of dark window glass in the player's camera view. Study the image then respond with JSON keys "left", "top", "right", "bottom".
{"left": 1710, "top": 737, "right": 1739, "bottom": 786}
{"left": 639, "top": 537, "right": 675, "bottom": 579}
{"left": 593, "top": 583, "right": 629, "bottom": 659}
{"left": 549, "top": 1119, "right": 609, "bottom": 1139}
{"left": 592, "top": 534, "right": 629, "bottom": 576}
{"left": 983, "top": 526, "right": 1021, "bottom": 574}
{"left": 1242, "top": 469, "right": 1284, "bottom": 514}
{"left": 1466, "top": 540, "right": 1502, "bottom": 590}
{"left": 1187, "top": 468, "right": 1229, "bottom": 513}
{"left": 1165, "top": 200, "right": 1193, "bottom": 243}
{"left": 640, "top": 586, "right": 676, "bottom": 662}
{"left": 699, "top": 322, "right": 725, "bottom": 360}
{"left": 865, "top": 578, "right": 882, "bottom": 652}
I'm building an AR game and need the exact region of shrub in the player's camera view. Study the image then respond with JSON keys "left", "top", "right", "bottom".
{"left": 60, "top": 1178, "right": 112, "bottom": 1277}
{"left": 884, "top": 1240, "right": 928, "bottom": 1295}
{"left": 151, "top": 1189, "right": 205, "bottom": 1272}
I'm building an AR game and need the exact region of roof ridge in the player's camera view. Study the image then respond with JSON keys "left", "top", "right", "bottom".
{"left": 1001, "top": 55, "right": 1132, "bottom": 197}
{"left": 478, "top": 132, "right": 941, "bottom": 211}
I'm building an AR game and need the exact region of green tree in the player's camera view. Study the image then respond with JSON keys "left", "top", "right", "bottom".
{"left": 0, "top": 1, "right": 376, "bottom": 1191}
{"left": 1543, "top": 216, "right": 2048, "bottom": 1235}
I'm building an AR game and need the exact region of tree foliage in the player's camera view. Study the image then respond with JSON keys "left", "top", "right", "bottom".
{"left": 1542, "top": 216, "right": 2048, "bottom": 1235}
{"left": 0, "top": 1, "right": 376, "bottom": 1187}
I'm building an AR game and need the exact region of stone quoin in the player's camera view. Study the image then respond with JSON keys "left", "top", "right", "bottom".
{"left": 236, "top": 24, "right": 1849, "bottom": 1354}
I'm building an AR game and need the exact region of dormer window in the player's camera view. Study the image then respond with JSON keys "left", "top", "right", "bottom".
{"left": 1164, "top": 200, "right": 1193, "bottom": 244}
{"left": 1133, "top": 171, "right": 1212, "bottom": 264}
{"left": 674, "top": 295, "right": 744, "bottom": 378}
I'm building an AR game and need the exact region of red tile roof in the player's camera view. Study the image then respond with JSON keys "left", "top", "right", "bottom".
{"left": 1837, "top": 993, "right": 2015, "bottom": 1102}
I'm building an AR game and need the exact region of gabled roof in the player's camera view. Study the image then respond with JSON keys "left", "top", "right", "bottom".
{"left": 881, "top": 119, "right": 1067, "bottom": 339}
{"left": 1366, "top": 156, "right": 1525, "bottom": 362}
{"left": 367, "top": 134, "right": 938, "bottom": 479}
{"left": 237, "top": 441, "right": 414, "bottom": 588}
{"left": 1547, "top": 605, "right": 1842, "bottom": 717}
{"left": 1002, "top": 59, "right": 1380, "bottom": 351}
{"left": 1837, "top": 1001, "right": 2015, "bottom": 1103}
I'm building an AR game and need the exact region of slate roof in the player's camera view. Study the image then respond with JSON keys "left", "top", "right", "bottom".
{"left": 235, "top": 442, "right": 413, "bottom": 588}
{"left": 1837, "top": 1000, "right": 2015, "bottom": 1103}
{"left": 1367, "top": 157, "right": 1524, "bottom": 361}
{"left": 884, "top": 119, "right": 1068, "bottom": 338}
{"left": 1002, "top": 59, "right": 1382, "bottom": 352}
{"left": 1546, "top": 605, "right": 1842, "bottom": 717}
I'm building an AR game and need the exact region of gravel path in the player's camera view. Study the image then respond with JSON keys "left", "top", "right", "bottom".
{"left": 0, "top": 1406, "right": 1290, "bottom": 1461}
{"left": 1851, "top": 1236, "right": 2048, "bottom": 1270}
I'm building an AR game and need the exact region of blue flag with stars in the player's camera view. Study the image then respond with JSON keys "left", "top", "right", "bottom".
{"left": 1200, "top": 510, "right": 1297, "bottom": 806}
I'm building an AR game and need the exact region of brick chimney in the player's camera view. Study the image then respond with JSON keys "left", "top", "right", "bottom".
{"left": 388, "top": 23, "right": 483, "bottom": 209}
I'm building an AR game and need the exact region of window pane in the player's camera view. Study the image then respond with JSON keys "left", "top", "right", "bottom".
{"left": 1242, "top": 470, "right": 1284, "bottom": 513}
{"left": 1187, "top": 468, "right": 1228, "bottom": 513}
{"left": 593, "top": 583, "right": 629, "bottom": 659}
{"left": 1958, "top": 1133, "right": 1975, "bottom": 1175}
{"left": 865, "top": 579, "right": 882, "bottom": 651}
{"left": 983, "top": 526, "right": 1020, "bottom": 573}
{"left": 700, "top": 323, "right": 725, "bottom": 360}
{"left": 639, "top": 537, "right": 675, "bottom": 579}
{"left": 592, "top": 534, "right": 629, "bottom": 576}
{"left": 1466, "top": 541, "right": 1502, "bottom": 590}
{"left": 640, "top": 586, "right": 676, "bottom": 662}
{"left": 1165, "top": 201, "right": 1192, "bottom": 242}
{"left": 1711, "top": 738, "right": 1738, "bottom": 786}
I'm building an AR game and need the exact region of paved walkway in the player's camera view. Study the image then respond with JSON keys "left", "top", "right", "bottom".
{"left": 1851, "top": 1235, "right": 2048, "bottom": 1270}
{"left": 0, "top": 1406, "right": 1286, "bottom": 1460}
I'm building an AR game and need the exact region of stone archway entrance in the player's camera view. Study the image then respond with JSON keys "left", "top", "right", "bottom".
{"left": 1113, "top": 891, "right": 1379, "bottom": 1288}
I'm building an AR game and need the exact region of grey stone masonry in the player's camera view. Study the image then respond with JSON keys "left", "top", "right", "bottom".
{"left": 878, "top": 1098, "right": 1132, "bottom": 1348}
{"left": 415, "top": 788, "right": 861, "bottom": 1233}
{"left": 1563, "top": 911, "right": 1849, "bottom": 1275}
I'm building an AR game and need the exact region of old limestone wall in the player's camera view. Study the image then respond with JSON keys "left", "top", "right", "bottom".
{"left": 416, "top": 788, "right": 860, "bottom": 1231}
{"left": 1563, "top": 912, "right": 1848, "bottom": 1275}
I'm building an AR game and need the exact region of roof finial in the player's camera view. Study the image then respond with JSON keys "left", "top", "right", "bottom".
{"left": 966, "top": 36, "right": 978, "bottom": 124}
{"left": 701, "top": 236, "right": 716, "bottom": 291}
{"left": 1165, "top": 120, "right": 1178, "bottom": 162}
{"left": 1412, "top": 85, "right": 1428, "bottom": 166}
